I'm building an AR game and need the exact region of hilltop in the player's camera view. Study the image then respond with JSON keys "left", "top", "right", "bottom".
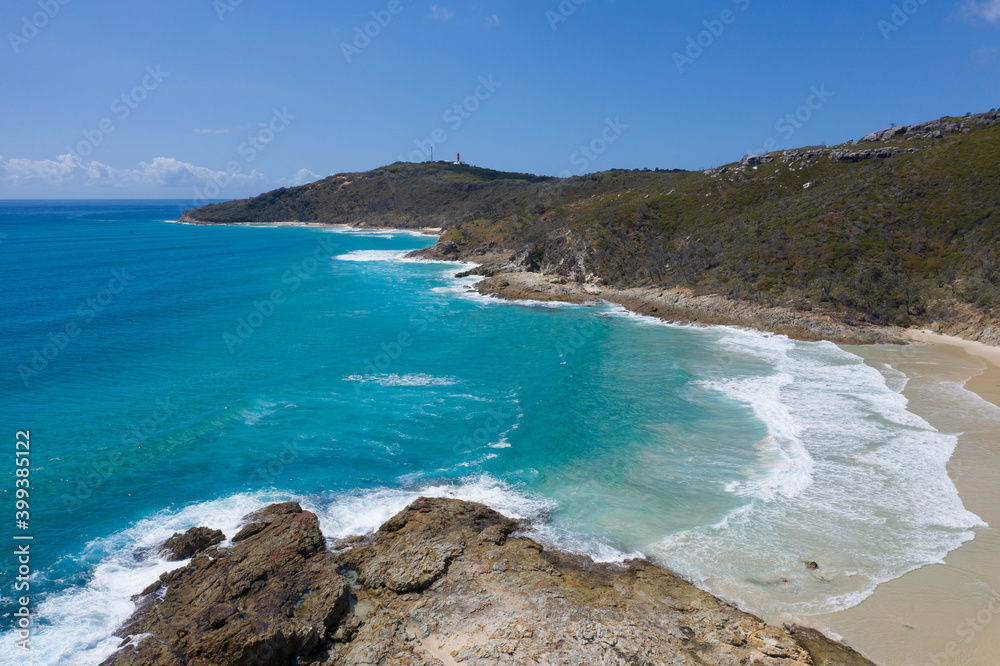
{"left": 183, "top": 162, "right": 553, "bottom": 229}
{"left": 183, "top": 110, "right": 1000, "bottom": 342}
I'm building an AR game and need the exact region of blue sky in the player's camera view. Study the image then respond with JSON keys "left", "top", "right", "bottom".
{"left": 1, "top": 0, "right": 998, "bottom": 199}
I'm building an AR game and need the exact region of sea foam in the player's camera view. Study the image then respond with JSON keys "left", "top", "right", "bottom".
{"left": 342, "top": 373, "right": 459, "bottom": 387}
{"left": 1, "top": 476, "right": 636, "bottom": 664}
{"left": 7, "top": 493, "right": 287, "bottom": 665}
{"left": 333, "top": 250, "right": 410, "bottom": 262}
{"left": 648, "top": 326, "right": 985, "bottom": 615}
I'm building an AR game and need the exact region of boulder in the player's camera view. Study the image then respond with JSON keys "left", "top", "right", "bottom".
{"left": 741, "top": 154, "right": 776, "bottom": 167}
{"left": 102, "top": 503, "right": 350, "bottom": 666}
{"left": 160, "top": 526, "right": 224, "bottom": 561}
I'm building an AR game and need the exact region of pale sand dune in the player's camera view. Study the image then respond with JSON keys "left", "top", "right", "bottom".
{"left": 809, "top": 337, "right": 1000, "bottom": 666}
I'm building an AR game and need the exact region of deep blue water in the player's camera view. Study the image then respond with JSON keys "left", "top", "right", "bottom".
{"left": 0, "top": 202, "right": 983, "bottom": 664}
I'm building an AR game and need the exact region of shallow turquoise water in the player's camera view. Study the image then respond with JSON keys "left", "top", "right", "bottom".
{"left": 0, "top": 202, "right": 984, "bottom": 663}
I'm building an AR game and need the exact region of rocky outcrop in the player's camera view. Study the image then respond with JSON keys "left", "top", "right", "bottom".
{"left": 773, "top": 146, "right": 920, "bottom": 165}
{"left": 859, "top": 113, "right": 997, "bottom": 143}
{"left": 470, "top": 271, "right": 907, "bottom": 345}
{"left": 741, "top": 154, "right": 776, "bottom": 167}
{"left": 766, "top": 112, "right": 999, "bottom": 167}
{"left": 828, "top": 147, "right": 918, "bottom": 163}
{"left": 161, "top": 526, "right": 224, "bottom": 561}
{"left": 104, "top": 499, "right": 875, "bottom": 666}
{"left": 918, "top": 299, "right": 1000, "bottom": 347}
{"left": 787, "top": 626, "right": 874, "bottom": 666}
{"left": 743, "top": 144, "right": 921, "bottom": 168}
{"left": 103, "top": 503, "right": 350, "bottom": 666}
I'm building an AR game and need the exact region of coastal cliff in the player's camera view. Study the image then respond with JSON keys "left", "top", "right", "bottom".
{"left": 103, "top": 500, "right": 874, "bottom": 666}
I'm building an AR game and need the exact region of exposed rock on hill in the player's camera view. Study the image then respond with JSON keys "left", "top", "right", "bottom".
{"left": 859, "top": 113, "right": 996, "bottom": 142}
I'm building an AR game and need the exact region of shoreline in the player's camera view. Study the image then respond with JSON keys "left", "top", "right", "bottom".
{"left": 468, "top": 269, "right": 908, "bottom": 345}
{"left": 168, "top": 219, "right": 1000, "bottom": 661}
{"left": 461, "top": 269, "right": 1000, "bottom": 664}
{"left": 809, "top": 334, "right": 1000, "bottom": 665}
{"left": 905, "top": 329, "right": 1000, "bottom": 409}
{"left": 176, "top": 215, "right": 994, "bottom": 349}
{"left": 172, "top": 215, "right": 444, "bottom": 236}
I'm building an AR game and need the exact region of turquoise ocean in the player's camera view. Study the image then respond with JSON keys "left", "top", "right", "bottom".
{"left": 0, "top": 201, "right": 985, "bottom": 664}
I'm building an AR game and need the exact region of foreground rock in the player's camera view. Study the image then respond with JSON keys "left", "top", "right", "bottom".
{"left": 161, "top": 526, "right": 225, "bottom": 561}
{"left": 105, "top": 499, "right": 874, "bottom": 665}
{"left": 103, "top": 503, "right": 350, "bottom": 665}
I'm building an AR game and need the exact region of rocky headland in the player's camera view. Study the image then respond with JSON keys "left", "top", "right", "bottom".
{"left": 178, "top": 109, "right": 1000, "bottom": 348}
{"left": 103, "top": 499, "right": 874, "bottom": 666}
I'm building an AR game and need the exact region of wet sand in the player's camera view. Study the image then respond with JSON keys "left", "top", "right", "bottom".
{"left": 811, "top": 334, "right": 1000, "bottom": 665}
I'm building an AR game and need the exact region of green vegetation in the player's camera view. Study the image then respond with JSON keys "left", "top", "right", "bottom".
{"left": 188, "top": 162, "right": 552, "bottom": 229}
{"left": 186, "top": 112, "right": 1000, "bottom": 327}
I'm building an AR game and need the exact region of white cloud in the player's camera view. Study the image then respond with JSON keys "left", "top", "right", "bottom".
{"left": 484, "top": 13, "right": 500, "bottom": 26}
{"left": 963, "top": 0, "right": 1000, "bottom": 21}
{"left": 430, "top": 5, "right": 454, "bottom": 21}
{"left": 0, "top": 154, "right": 264, "bottom": 190}
{"left": 194, "top": 128, "right": 230, "bottom": 135}
{"left": 278, "top": 168, "right": 323, "bottom": 187}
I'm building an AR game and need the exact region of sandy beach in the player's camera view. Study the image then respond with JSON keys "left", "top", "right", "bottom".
{"left": 809, "top": 332, "right": 1000, "bottom": 665}
{"left": 455, "top": 270, "right": 1000, "bottom": 664}
{"left": 905, "top": 331, "right": 1000, "bottom": 409}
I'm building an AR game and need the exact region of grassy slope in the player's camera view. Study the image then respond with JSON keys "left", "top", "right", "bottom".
{"left": 185, "top": 113, "right": 1000, "bottom": 327}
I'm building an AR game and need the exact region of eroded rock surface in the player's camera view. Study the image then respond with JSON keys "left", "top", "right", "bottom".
{"left": 161, "top": 526, "right": 225, "bottom": 561}
{"left": 103, "top": 503, "right": 349, "bottom": 666}
{"left": 104, "top": 499, "right": 875, "bottom": 666}
{"left": 469, "top": 271, "right": 906, "bottom": 345}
